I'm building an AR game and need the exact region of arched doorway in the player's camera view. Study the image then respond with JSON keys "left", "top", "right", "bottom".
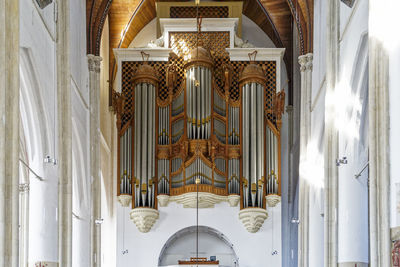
{"left": 158, "top": 226, "right": 239, "bottom": 267}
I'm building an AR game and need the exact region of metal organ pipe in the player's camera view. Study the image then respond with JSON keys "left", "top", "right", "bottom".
{"left": 241, "top": 82, "right": 265, "bottom": 208}
{"left": 134, "top": 85, "right": 140, "bottom": 206}
{"left": 120, "top": 124, "right": 133, "bottom": 195}
{"left": 257, "top": 84, "right": 264, "bottom": 207}
{"left": 228, "top": 106, "right": 239, "bottom": 145}
{"left": 158, "top": 107, "right": 170, "bottom": 145}
{"left": 243, "top": 84, "right": 249, "bottom": 208}
{"left": 186, "top": 66, "right": 212, "bottom": 140}
{"left": 132, "top": 82, "right": 156, "bottom": 208}
{"left": 250, "top": 83, "right": 256, "bottom": 207}
{"left": 150, "top": 85, "right": 155, "bottom": 208}
{"left": 228, "top": 159, "right": 240, "bottom": 195}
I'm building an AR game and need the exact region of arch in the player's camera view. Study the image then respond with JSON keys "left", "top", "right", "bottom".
{"left": 19, "top": 47, "right": 51, "bottom": 163}
{"left": 158, "top": 226, "right": 239, "bottom": 267}
{"left": 19, "top": 47, "right": 56, "bottom": 264}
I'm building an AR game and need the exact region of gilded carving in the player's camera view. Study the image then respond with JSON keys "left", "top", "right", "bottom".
{"left": 393, "top": 240, "right": 400, "bottom": 267}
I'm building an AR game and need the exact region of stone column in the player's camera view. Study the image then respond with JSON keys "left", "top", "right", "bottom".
{"left": 368, "top": 3, "right": 391, "bottom": 265}
{"left": 298, "top": 55, "right": 308, "bottom": 267}
{"left": 57, "top": 0, "right": 72, "bottom": 266}
{"left": 88, "top": 54, "right": 102, "bottom": 267}
{"left": 298, "top": 53, "right": 313, "bottom": 267}
{"left": 0, "top": 0, "right": 20, "bottom": 266}
{"left": 325, "top": 0, "right": 340, "bottom": 266}
{"left": 19, "top": 184, "right": 30, "bottom": 267}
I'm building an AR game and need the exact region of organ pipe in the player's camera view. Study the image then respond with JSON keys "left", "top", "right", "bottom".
{"left": 158, "top": 106, "right": 170, "bottom": 145}
{"left": 172, "top": 90, "right": 184, "bottom": 116}
{"left": 184, "top": 157, "right": 212, "bottom": 185}
{"left": 228, "top": 159, "right": 240, "bottom": 195}
{"left": 240, "top": 62, "right": 267, "bottom": 209}
{"left": 186, "top": 66, "right": 212, "bottom": 140}
{"left": 228, "top": 106, "right": 239, "bottom": 145}
{"left": 131, "top": 62, "right": 158, "bottom": 208}
{"left": 120, "top": 127, "right": 132, "bottom": 195}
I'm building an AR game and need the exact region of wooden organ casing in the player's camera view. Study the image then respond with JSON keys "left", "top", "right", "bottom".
{"left": 114, "top": 34, "right": 285, "bottom": 212}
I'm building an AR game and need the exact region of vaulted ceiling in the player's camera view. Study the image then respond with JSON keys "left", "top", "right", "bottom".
{"left": 87, "top": 0, "right": 313, "bottom": 54}
{"left": 86, "top": 0, "right": 313, "bottom": 104}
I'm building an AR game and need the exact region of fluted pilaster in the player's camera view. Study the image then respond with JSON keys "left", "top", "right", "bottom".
{"left": 88, "top": 54, "right": 102, "bottom": 267}
{"left": 325, "top": 1, "right": 340, "bottom": 266}
{"left": 298, "top": 53, "right": 313, "bottom": 267}
{"left": 0, "top": 1, "right": 20, "bottom": 266}
{"left": 57, "top": 0, "right": 72, "bottom": 266}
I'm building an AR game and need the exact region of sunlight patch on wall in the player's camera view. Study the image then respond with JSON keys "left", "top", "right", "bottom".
{"left": 300, "top": 141, "right": 324, "bottom": 189}
{"left": 326, "top": 76, "right": 362, "bottom": 141}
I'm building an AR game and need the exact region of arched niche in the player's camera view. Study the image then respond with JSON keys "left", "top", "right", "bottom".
{"left": 158, "top": 226, "right": 239, "bottom": 267}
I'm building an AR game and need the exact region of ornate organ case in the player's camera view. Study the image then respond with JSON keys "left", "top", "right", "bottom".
{"left": 113, "top": 16, "right": 285, "bottom": 232}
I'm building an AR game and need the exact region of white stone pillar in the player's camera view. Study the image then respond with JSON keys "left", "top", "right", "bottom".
{"left": 325, "top": 0, "right": 340, "bottom": 266}
{"left": 19, "top": 184, "right": 30, "bottom": 267}
{"left": 57, "top": 0, "right": 72, "bottom": 266}
{"left": 298, "top": 54, "right": 311, "bottom": 267}
{"left": 368, "top": 39, "right": 390, "bottom": 267}
{"left": 88, "top": 54, "right": 102, "bottom": 267}
{"left": 298, "top": 53, "right": 313, "bottom": 266}
{"left": 0, "top": 0, "right": 20, "bottom": 266}
{"left": 368, "top": 1, "right": 391, "bottom": 265}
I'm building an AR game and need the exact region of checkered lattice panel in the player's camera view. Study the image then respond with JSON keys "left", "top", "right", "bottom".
{"left": 121, "top": 61, "right": 168, "bottom": 129}
{"left": 264, "top": 61, "right": 277, "bottom": 124}
{"left": 229, "top": 61, "right": 277, "bottom": 124}
{"left": 170, "top": 6, "right": 229, "bottom": 18}
{"left": 121, "top": 37, "right": 277, "bottom": 128}
{"left": 169, "top": 31, "right": 230, "bottom": 95}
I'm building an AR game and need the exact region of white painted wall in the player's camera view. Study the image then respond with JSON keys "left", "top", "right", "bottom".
{"left": 117, "top": 202, "right": 281, "bottom": 267}
{"left": 129, "top": 18, "right": 158, "bottom": 48}
{"left": 308, "top": 0, "right": 369, "bottom": 265}
{"left": 19, "top": 0, "right": 91, "bottom": 265}
{"left": 100, "top": 16, "right": 118, "bottom": 267}
{"left": 20, "top": 1, "right": 59, "bottom": 264}
{"left": 159, "top": 230, "right": 236, "bottom": 266}
{"left": 128, "top": 15, "right": 276, "bottom": 50}
{"left": 378, "top": 0, "right": 400, "bottom": 229}
{"left": 241, "top": 15, "right": 275, "bottom": 48}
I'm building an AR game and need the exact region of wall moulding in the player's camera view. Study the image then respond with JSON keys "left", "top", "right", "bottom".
{"left": 159, "top": 192, "right": 230, "bottom": 208}
{"left": 157, "top": 193, "right": 241, "bottom": 208}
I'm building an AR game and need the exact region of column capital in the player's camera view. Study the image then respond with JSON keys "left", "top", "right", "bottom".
{"left": 305, "top": 53, "right": 313, "bottom": 71}
{"left": 19, "top": 183, "right": 30, "bottom": 193}
{"left": 286, "top": 105, "right": 293, "bottom": 113}
{"left": 298, "top": 54, "right": 308, "bottom": 72}
{"left": 87, "top": 54, "right": 102, "bottom": 73}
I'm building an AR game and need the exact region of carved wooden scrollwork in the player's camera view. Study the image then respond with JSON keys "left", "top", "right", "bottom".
{"left": 112, "top": 90, "right": 125, "bottom": 130}
{"left": 393, "top": 240, "right": 400, "bottom": 267}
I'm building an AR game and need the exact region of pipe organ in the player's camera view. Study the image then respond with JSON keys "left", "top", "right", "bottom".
{"left": 113, "top": 28, "right": 285, "bottom": 230}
